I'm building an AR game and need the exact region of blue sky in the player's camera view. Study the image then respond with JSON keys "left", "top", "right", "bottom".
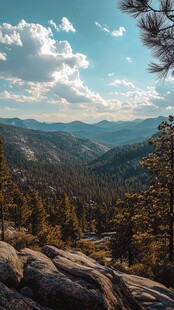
{"left": 0, "top": 0, "right": 173, "bottom": 122}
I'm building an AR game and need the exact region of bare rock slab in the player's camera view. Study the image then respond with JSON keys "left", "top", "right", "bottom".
{"left": 0, "top": 242, "right": 174, "bottom": 310}
{"left": 0, "top": 241, "right": 22, "bottom": 288}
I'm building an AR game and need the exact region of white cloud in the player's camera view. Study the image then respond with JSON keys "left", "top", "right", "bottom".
{"left": 1, "top": 20, "right": 172, "bottom": 122}
{"left": 108, "top": 72, "right": 114, "bottom": 77}
{"left": 126, "top": 57, "right": 132, "bottom": 63}
{"left": 47, "top": 98, "right": 69, "bottom": 106}
{"left": 0, "top": 90, "right": 41, "bottom": 102}
{"left": 114, "top": 85, "right": 164, "bottom": 102}
{"left": 166, "top": 106, "right": 174, "bottom": 110}
{"left": 0, "top": 52, "right": 6, "bottom": 61}
{"left": 110, "top": 79, "right": 135, "bottom": 88}
{"left": 0, "top": 20, "right": 87, "bottom": 83}
{"left": 48, "top": 17, "right": 76, "bottom": 33}
{"left": 95, "top": 21, "right": 125, "bottom": 37}
{"left": 95, "top": 22, "right": 110, "bottom": 34}
{"left": 48, "top": 19, "right": 60, "bottom": 32}
{"left": 0, "top": 27, "right": 22, "bottom": 46}
{"left": 111, "top": 84, "right": 166, "bottom": 119}
{"left": 111, "top": 27, "right": 125, "bottom": 37}
{"left": 59, "top": 17, "right": 76, "bottom": 33}
{"left": 0, "top": 20, "right": 106, "bottom": 110}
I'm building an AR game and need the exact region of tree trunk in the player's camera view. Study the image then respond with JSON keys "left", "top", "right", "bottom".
{"left": 169, "top": 184, "right": 174, "bottom": 262}
{"left": 169, "top": 134, "right": 174, "bottom": 262}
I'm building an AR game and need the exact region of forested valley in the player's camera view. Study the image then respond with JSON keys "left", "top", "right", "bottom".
{"left": 0, "top": 116, "right": 174, "bottom": 287}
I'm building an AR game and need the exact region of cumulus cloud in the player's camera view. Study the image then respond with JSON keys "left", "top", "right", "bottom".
{"left": 0, "top": 27, "right": 22, "bottom": 46}
{"left": 59, "top": 17, "right": 76, "bottom": 32}
{"left": 114, "top": 85, "right": 164, "bottom": 103}
{"left": 0, "top": 20, "right": 89, "bottom": 100}
{"left": 108, "top": 80, "right": 174, "bottom": 119}
{"left": 110, "top": 79, "right": 135, "bottom": 88}
{"left": 95, "top": 21, "right": 125, "bottom": 37}
{"left": 0, "top": 20, "right": 107, "bottom": 112}
{"left": 110, "top": 82, "right": 170, "bottom": 118}
{"left": 0, "top": 20, "right": 85, "bottom": 83}
{"left": 0, "top": 20, "right": 173, "bottom": 122}
{"left": 48, "top": 17, "right": 76, "bottom": 33}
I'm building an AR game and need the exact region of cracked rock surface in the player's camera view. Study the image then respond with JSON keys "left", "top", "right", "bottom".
{"left": 0, "top": 242, "right": 174, "bottom": 309}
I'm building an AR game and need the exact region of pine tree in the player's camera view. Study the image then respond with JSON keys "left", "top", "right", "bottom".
{"left": 110, "top": 193, "right": 143, "bottom": 266}
{"left": 130, "top": 187, "right": 168, "bottom": 268}
{"left": 140, "top": 115, "right": 174, "bottom": 262}
{"left": 54, "top": 194, "right": 81, "bottom": 244}
{"left": 0, "top": 138, "right": 12, "bottom": 240}
{"left": 0, "top": 139, "right": 5, "bottom": 240}
{"left": 76, "top": 201, "right": 87, "bottom": 233}
{"left": 66, "top": 204, "right": 81, "bottom": 244}
{"left": 28, "top": 191, "right": 47, "bottom": 236}
{"left": 95, "top": 204, "right": 108, "bottom": 235}
{"left": 9, "top": 186, "right": 31, "bottom": 230}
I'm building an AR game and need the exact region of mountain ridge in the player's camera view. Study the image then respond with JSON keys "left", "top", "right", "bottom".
{"left": 0, "top": 123, "right": 109, "bottom": 165}
{"left": 0, "top": 122, "right": 150, "bottom": 202}
{"left": 0, "top": 116, "right": 167, "bottom": 147}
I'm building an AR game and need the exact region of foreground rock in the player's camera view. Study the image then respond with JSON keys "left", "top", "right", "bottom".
{"left": 0, "top": 281, "right": 49, "bottom": 310}
{"left": 119, "top": 272, "right": 174, "bottom": 309}
{"left": 21, "top": 246, "right": 140, "bottom": 309}
{"left": 0, "top": 242, "right": 173, "bottom": 309}
{"left": 0, "top": 242, "right": 22, "bottom": 288}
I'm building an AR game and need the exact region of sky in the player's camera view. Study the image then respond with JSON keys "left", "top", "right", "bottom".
{"left": 0, "top": 0, "right": 173, "bottom": 123}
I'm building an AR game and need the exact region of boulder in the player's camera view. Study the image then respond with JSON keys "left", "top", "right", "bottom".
{"left": 22, "top": 247, "right": 134, "bottom": 309}
{"left": 119, "top": 272, "right": 174, "bottom": 309}
{"left": 42, "top": 245, "right": 141, "bottom": 310}
{"left": 0, "top": 242, "right": 174, "bottom": 309}
{"left": 0, "top": 241, "right": 22, "bottom": 288}
{"left": 0, "top": 281, "right": 49, "bottom": 310}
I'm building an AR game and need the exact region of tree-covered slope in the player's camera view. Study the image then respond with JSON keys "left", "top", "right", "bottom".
{"left": 0, "top": 123, "right": 154, "bottom": 203}
{"left": 0, "top": 123, "right": 109, "bottom": 165}
{"left": 89, "top": 142, "right": 153, "bottom": 176}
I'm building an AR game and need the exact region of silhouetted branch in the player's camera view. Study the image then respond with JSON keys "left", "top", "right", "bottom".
{"left": 119, "top": 0, "right": 174, "bottom": 79}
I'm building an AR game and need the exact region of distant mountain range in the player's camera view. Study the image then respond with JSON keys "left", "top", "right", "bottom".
{"left": 0, "top": 116, "right": 167, "bottom": 147}
{"left": 0, "top": 123, "right": 109, "bottom": 165}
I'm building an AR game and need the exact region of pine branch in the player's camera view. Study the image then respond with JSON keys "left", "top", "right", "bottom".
{"left": 119, "top": 0, "right": 174, "bottom": 79}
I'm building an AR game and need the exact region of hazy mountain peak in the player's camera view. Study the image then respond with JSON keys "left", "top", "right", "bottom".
{"left": 0, "top": 116, "right": 166, "bottom": 147}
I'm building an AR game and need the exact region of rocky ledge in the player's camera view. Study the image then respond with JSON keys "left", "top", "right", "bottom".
{"left": 0, "top": 242, "right": 174, "bottom": 309}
